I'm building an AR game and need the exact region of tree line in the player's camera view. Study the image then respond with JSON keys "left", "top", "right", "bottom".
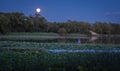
{"left": 0, "top": 12, "right": 120, "bottom": 34}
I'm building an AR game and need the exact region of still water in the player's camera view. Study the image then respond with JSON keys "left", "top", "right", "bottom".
{"left": 48, "top": 49, "right": 120, "bottom": 53}
{"left": 30, "top": 36, "right": 120, "bottom": 44}
{"left": 0, "top": 35, "right": 120, "bottom": 44}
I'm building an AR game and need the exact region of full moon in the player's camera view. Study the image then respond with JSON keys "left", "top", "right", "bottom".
{"left": 36, "top": 8, "right": 41, "bottom": 13}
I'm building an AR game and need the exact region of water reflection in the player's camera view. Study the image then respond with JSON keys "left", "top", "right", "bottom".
{"left": 77, "top": 38, "right": 81, "bottom": 44}
{"left": 48, "top": 49, "right": 120, "bottom": 53}
{"left": 89, "top": 36, "right": 99, "bottom": 43}
{"left": 58, "top": 36, "right": 98, "bottom": 44}
{"left": 57, "top": 35, "right": 120, "bottom": 44}
{"left": 58, "top": 36, "right": 66, "bottom": 43}
{"left": 0, "top": 35, "right": 120, "bottom": 44}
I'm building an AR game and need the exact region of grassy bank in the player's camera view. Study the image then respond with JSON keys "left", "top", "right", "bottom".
{"left": 2, "top": 32, "right": 88, "bottom": 37}
{"left": 3, "top": 32, "right": 120, "bottom": 36}
{"left": 5, "top": 32, "right": 59, "bottom": 36}
{"left": 0, "top": 41, "right": 120, "bottom": 49}
{"left": 0, "top": 32, "right": 89, "bottom": 42}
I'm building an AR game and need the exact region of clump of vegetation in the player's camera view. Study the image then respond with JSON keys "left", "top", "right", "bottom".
{"left": 58, "top": 28, "right": 67, "bottom": 36}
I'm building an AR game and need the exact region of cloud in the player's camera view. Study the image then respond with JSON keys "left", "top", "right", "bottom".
{"left": 106, "top": 12, "right": 120, "bottom": 15}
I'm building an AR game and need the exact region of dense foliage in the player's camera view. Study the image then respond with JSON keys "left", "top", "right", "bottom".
{"left": 0, "top": 41, "right": 120, "bottom": 71}
{"left": 0, "top": 41, "right": 120, "bottom": 50}
{"left": 0, "top": 12, "right": 120, "bottom": 34}
{"left": 0, "top": 50, "right": 120, "bottom": 71}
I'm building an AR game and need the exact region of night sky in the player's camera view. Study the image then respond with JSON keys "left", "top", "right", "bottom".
{"left": 0, "top": 0, "right": 120, "bottom": 23}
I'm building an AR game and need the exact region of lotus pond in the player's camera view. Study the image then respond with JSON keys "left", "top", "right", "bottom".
{"left": 0, "top": 41, "right": 120, "bottom": 71}
{"left": 0, "top": 49, "right": 120, "bottom": 71}
{"left": 0, "top": 34, "right": 120, "bottom": 71}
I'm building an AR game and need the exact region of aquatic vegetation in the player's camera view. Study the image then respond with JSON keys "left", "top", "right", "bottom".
{"left": 0, "top": 41, "right": 120, "bottom": 71}
{"left": 0, "top": 50, "right": 120, "bottom": 71}
{"left": 0, "top": 41, "right": 120, "bottom": 50}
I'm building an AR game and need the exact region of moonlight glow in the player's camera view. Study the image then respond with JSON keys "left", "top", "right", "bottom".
{"left": 36, "top": 8, "right": 41, "bottom": 13}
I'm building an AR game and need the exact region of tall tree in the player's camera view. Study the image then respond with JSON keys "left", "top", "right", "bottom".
{"left": 0, "top": 14, "right": 10, "bottom": 34}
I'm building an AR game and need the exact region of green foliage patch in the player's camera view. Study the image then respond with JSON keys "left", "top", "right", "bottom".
{"left": 0, "top": 51, "right": 120, "bottom": 71}
{"left": 0, "top": 41, "right": 120, "bottom": 71}
{"left": 0, "top": 41, "right": 120, "bottom": 50}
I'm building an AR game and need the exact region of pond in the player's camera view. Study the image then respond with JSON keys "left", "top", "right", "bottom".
{"left": 56, "top": 36, "right": 120, "bottom": 44}
{"left": 0, "top": 35, "right": 120, "bottom": 44}
{"left": 48, "top": 49, "right": 120, "bottom": 53}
